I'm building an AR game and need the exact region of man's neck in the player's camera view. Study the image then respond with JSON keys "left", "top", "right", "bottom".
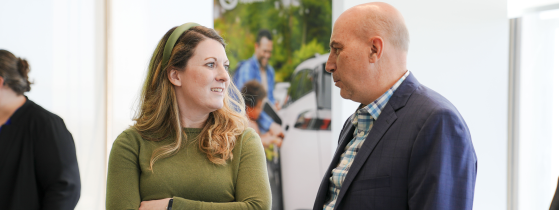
{"left": 361, "top": 69, "right": 408, "bottom": 105}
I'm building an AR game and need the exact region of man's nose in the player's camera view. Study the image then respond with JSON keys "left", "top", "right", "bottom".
{"left": 325, "top": 53, "right": 336, "bottom": 73}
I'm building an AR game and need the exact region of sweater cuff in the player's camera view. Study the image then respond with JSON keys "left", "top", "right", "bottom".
{"left": 172, "top": 196, "right": 201, "bottom": 210}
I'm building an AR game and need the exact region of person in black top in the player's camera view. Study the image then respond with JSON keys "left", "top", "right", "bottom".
{"left": 0, "top": 49, "right": 80, "bottom": 210}
{"left": 552, "top": 177, "right": 559, "bottom": 210}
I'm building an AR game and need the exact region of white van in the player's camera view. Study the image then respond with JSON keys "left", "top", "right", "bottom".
{"left": 277, "top": 53, "right": 334, "bottom": 210}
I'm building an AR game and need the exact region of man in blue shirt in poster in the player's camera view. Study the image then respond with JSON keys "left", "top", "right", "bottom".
{"left": 233, "top": 29, "right": 281, "bottom": 135}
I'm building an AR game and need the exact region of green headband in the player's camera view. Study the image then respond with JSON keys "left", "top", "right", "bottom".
{"left": 149, "top": 22, "right": 201, "bottom": 86}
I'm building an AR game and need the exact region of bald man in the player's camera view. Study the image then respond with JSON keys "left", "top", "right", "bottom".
{"left": 313, "top": 2, "right": 477, "bottom": 210}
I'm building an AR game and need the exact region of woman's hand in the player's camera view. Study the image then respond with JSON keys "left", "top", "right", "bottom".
{"left": 139, "top": 198, "right": 171, "bottom": 210}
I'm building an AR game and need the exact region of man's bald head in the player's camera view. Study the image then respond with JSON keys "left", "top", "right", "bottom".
{"left": 338, "top": 2, "right": 409, "bottom": 52}
{"left": 326, "top": 2, "right": 409, "bottom": 105}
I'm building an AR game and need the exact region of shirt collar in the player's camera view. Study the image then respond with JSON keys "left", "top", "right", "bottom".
{"left": 352, "top": 70, "right": 410, "bottom": 126}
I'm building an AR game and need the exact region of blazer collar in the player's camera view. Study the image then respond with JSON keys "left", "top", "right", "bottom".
{"left": 387, "top": 71, "right": 420, "bottom": 111}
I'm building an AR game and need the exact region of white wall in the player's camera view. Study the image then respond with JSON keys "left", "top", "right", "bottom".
{"left": 331, "top": 0, "right": 509, "bottom": 209}
{"left": 0, "top": 0, "right": 107, "bottom": 209}
{"left": 516, "top": 11, "right": 559, "bottom": 209}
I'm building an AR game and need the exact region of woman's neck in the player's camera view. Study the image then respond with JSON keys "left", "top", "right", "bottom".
{"left": 180, "top": 111, "right": 209, "bottom": 128}
{"left": 175, "top": 98, "right": 209, "bottom": 129}
{"left": 0, "top": 91, "right": 26, "bottom": 125}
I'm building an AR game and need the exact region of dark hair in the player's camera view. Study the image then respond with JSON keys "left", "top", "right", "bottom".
{"left": 256, "top": 29, "right": 273, "bottom": 44}
{"left": 241, "top": 80, "right": 267, "bottom": 108}
{"left": 0, "top": 50, "right": 32, "bottom": 95}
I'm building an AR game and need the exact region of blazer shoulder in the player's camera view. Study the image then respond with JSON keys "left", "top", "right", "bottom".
{"left": 411, "top": 84, "right": 461, "bottom": 113}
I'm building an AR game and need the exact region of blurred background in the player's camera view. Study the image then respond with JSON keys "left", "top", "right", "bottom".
{"left": 0, "top": 0, "right": 558, "bottom": 209}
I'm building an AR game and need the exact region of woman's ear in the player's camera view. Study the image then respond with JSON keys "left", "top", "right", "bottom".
{"left": 167, "top": 68, "right": 182, "bottom": 87}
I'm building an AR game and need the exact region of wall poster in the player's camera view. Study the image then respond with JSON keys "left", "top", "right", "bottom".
{"left": 214, "top": 0, "right": 333, "bottom": 209}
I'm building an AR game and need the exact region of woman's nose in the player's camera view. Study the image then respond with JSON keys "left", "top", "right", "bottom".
{"left": 216, "top": 64, "right": 230, "bottom": 82}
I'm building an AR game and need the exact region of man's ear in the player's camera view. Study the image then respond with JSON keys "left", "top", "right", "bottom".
{"left": 369, "top": 36, "right": 384, "bottom": 63}
{"left": 0, "top": 76, "right": 4, "bottom": 89}
{"left": 167, "top": 68, "right": 182, "bottom": 87}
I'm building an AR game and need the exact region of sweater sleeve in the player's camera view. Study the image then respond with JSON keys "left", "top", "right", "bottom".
{"left": 106, "top": 130, "right": 142, "bottom": 210}
{"left": 172, "top": 128, "right": 272, "bottom": 210}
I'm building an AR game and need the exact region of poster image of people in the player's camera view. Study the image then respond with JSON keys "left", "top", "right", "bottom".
{"left": 214, "top": 0, "right": 333, "bottom": 210}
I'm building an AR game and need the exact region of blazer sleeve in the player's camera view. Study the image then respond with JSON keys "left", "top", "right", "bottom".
{"left": 34, "top": 116, "right": 81, "bottom": 210}
{"left": 408, "top": 108, "right": 477, "bottom": 210}
{"left": 172, "top": 129, "right": 272, "bottom": 210}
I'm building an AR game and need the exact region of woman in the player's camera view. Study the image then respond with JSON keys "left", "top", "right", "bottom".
{"left": 0, "top": 50, "right": 81, "bottom": 210}
{"left": 106, "top": 23, "right": 271, "bottom": 210}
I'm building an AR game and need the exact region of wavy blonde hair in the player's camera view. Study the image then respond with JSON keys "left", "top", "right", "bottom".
{"left": 133, "top": 25, "right": 248, "bottom": 170}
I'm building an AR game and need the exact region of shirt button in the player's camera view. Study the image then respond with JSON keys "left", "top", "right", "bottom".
{"left": 360, "top": 131, "right": 365, "bottom": 136}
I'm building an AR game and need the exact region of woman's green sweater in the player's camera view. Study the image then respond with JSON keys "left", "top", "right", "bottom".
{"left": 106, "top": 127, "right": 272, "bottom": 210}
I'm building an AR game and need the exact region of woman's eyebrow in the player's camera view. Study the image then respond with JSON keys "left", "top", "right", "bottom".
{"left": 204, "top": 57, "right": 217, "bottom": 61}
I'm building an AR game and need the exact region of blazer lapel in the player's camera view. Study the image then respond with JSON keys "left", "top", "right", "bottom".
{"left": 334, "top": 103, "right": 398, "bottom": 209}
{"left": 313, "top": 118, "right": 355, "bottom": 210}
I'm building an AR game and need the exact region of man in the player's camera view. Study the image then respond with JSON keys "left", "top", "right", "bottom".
{"left": 233, "top": 29, "right": 281, "bottom": 134}
{"left": 313, "top": 2, "right": 477, "bottom": 210}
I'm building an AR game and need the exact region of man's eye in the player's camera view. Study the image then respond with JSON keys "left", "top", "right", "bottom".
{"left": 331, "top": 48, "right": 339, "bottom": 55}
{"left": 206, "top": 63, "right": 215, "bottom": 68}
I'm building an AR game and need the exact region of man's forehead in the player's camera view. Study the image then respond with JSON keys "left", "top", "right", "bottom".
{"left": 330, "top": 23, "right": 356, "bottom": 47}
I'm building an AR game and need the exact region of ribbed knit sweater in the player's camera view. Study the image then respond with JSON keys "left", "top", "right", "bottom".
{"left": 106, "top": 127, "right": 271, "bottom": 210}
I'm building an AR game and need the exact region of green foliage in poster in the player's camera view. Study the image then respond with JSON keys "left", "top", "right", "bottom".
{"left": 214, "top": 0, "right": 332, "bottom": 82}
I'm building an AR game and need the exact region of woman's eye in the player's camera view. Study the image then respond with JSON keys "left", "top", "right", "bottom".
{"left": 224, "top": 65, "right": 230, "bottom": 71}
{"left": 206, "top": 62, "right": 215, "bottom": 68}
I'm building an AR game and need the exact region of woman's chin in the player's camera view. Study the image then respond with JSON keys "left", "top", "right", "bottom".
{"left": 207, "top": 103, "right": 224, "bottom": 112}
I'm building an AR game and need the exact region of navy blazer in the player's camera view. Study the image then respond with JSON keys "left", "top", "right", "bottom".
{"left": 313, "top": 72, "right": 477, "bottom": 210}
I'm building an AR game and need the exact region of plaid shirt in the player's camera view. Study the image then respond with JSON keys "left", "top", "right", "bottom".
{"left": 323, "top": 71, "right": 410, "bottom": 210}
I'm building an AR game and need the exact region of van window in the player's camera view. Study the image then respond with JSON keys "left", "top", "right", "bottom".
{"left": 288, "top": 69, "right": 314, "bottom": 103}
